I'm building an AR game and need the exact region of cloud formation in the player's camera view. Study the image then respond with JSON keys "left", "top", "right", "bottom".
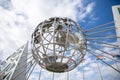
{"left": 0, "top": 0, "right": 95, "bottom": 59}
{"left": 1, "top": 0, "right": 119, "bottom": 80}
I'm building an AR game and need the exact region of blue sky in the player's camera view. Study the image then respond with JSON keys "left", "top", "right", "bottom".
{"left": 0, "top": 0, "right": 120, "bottom": 80}
{"left": 79, "top": 0, "right": 120, "bottom": 29}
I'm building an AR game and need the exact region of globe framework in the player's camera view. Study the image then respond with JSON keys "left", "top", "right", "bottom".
{"left": 31, "top": 17, "right": 87, "bottom": 73}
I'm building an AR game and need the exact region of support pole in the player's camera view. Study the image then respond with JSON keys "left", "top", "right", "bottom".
{"left": 96, "top": 61, "right": 103, "bottom": 80}
{"left": 67, "top": 72, "right": 69, "bottom": 80}
{"left": 52, "top": 72, "right": 54, "bottom": 80}
{"left": 82, "top": 62, "right": 84, "bottom": 80}
{"left": 39, "top": 68, "right": 42, "bottom": 80}
{"left": 112, "top": 5, "right": 120, "bottom": 52}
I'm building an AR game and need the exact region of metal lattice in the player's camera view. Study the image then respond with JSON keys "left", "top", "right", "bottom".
{"left": 31, "top": 17, "right": 86, "bottom": 72}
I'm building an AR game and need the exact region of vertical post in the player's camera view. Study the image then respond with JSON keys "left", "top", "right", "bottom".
{"left": 96, "top": 61, "right": 103, "bottom": 80}
{"left": 39, "top": 68, "right": 42, "bottom": 80}
{"left": 112, "top": 5, "right": 120, "bottom": 52}
{"left": 82, "top": 62, "right": 84, "bottom": 80}
{"left": 67, "top": 72, "right": 69, "bottom": 80}
{"left": 52, "top": 72, "right": 54, "bottom": 80}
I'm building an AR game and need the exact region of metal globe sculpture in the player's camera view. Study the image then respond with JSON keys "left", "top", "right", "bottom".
{"left": 31, "top": 17, "right": 87, "bottom": 73}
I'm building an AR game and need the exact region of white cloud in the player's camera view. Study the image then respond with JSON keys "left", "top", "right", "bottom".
{"left": 0, "top": 0, "right": 13, "bottom": 10}
{"left": 0, "top": 0, "right": 95, "bottom": 59}
{"left": 77, "top": 2, "right": 95, "bottom": 21}
{"left": 2, "top": 0, "right": 117, "bottom": 80}
{"left": 1, "top": 0, "right": 119, "bottom": 80}
{"left": 0, "top": 7, "right": 32, "bottom": 59}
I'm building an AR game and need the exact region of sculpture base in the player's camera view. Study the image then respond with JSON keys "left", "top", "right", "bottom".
{"left": 46, "top": 62, "right": 68, "bottom": 73}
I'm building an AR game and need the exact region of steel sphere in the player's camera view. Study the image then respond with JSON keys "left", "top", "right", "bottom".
{"left": 31, "top": 17, "right": 87, "bottom": 73}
